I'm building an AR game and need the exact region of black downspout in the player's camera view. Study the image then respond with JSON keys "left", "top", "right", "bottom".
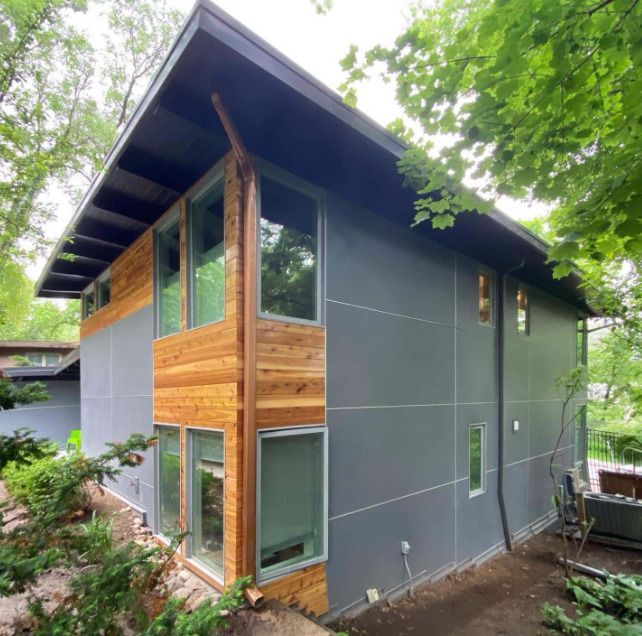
{"left": 497, "top": 261, "right": 524, "bottom": 553}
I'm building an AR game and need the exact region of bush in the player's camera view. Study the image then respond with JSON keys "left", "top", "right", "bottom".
{"left": 4, "top": 453, "right": 90, "bottom": 518}
{"left": 0, "top": 428, "right": 55, "bottom": 473}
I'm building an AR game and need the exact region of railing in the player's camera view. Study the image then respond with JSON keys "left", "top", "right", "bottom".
{"left": 586, "top": 428, "right": 642, "bottom": 492}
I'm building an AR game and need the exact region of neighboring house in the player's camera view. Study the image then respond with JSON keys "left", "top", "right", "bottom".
{"left": 34, "top": 1, "right": 592, "bottom": 620}
{"left": 0, "top": 341, "right": 80, "bottom": 445}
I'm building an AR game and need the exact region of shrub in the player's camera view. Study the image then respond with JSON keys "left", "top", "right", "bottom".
{"left": 0, "top": 428, "right": 55, "bottom": 473}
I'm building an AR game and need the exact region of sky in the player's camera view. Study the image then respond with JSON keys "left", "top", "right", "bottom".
{"left": 33, "top": 0, "right": 545, "bottom": 279}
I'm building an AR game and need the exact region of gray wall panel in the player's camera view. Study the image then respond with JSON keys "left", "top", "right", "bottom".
{"left": 327, "top": 301, "right": 455, "bottom": 408}
{"left": 327, "top": 484, "right": 456, "bottom": 614}
{"left": 503, "top": 402, "right": 529, "bottom": 465}
{"left": 528, "top": 401, "right": 566, "bottom": 458}
{"left": 81, "top": 397, "right": 112, "bottom": 457}
{"left": 503, "top": 462, "right": 530, "bottom": 533}
{"left": 326, "top": 195, "right": 455, "bottom": 326}
{"left": 456, "top": 329, "right": 496, "bottom": 404}
{"left": 504, "top": 337, "right": 530, "bottom": 402}
{"left": 111, "top": 305, "right": 153, "bottom": 398}
{"left": 80, "top": 328, "right": 111, "bottom": 398}
{"left": 328, "top": 405, "right": 454, "bottom": 517}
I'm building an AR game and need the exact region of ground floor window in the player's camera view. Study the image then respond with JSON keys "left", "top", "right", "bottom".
{"left": 469, "top": 423, "right": 486, "bottom": 497}
{"left": 156, "top": 426, "right": 181, "bottom": 538}
{"left": 188, "top": 429, "right": 224, "bottom": 577}
{"left": 257, "top": 427, "right": 327, "bottom": 581}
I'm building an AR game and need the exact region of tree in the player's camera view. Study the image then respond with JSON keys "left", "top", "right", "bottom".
{"left": 341, "top": 0, "right": 642, "bottom": 276}
{"left": 0, "top": 379, "right": 48, "bottom": 410}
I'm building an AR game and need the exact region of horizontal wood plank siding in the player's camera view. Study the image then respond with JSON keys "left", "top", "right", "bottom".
{"left": 261, "top": 563, "right": 329, "bottom": 616}
{"left": 79, "top": 231, "right": 153, "bottom": 339}
{"left": 255, "top": 319, "right": 326, "bottom": 429}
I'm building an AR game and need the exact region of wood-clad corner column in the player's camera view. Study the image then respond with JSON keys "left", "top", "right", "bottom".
{"left": 211, "top": 94, "right": 258, "bottom": 582}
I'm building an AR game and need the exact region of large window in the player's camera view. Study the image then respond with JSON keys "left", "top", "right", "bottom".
{"left": 156, "top": 426, "right": 181, "bottom": 538}
{"left": 257, "top": 427, "right": 327, "bottom": 581}
{"left": 517, "top": 285, "right": 529, "bottom": 334}
{"left": 478, "top": 272, "right": 493, "bottom": 325}
{"left": 259, "top": 176, "right": 319, "bottom": 323}
{"left": 189, "top": 429, "right": 224, "bottom": 576}
{"left": 156, "top": 216, "right": 181, "bottom": 338}
{"left": 469, "top": 423, "right": 486, "bottom": 497}
{"left": 189, "top": 181, "right": 225, "bottom": 328}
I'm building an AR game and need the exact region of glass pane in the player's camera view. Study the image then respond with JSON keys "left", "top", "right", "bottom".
{"left": 191, "top": 430, "right": 224, "bottom": 575}
{"left": 83, "top": 289, "right": 95, "bottom": 319}
{"left": 469, "top": 426, "right": 483, "bottom": 493}
{"left": 97, "top": 277, "right": 110, "bottom": 309}
{"left": 157, "top": 219, "right": 181, "bottom": 337}
{"left": 576, "top": 319, "right": 586, "bottom": 366}
{"left": 517, "top": 287, "right": 529, "bottom": 334}
{"left": 44, "top": 353, "right": 59, "bottom": 367}
{"left": 478, "top": 273, "right": 492, "bottom": 324}
{"left": 26, "top": 353, "right": 42, "bottom": 366}
{"left": 260, "top": 432, "right": 324, "bottom": 576}
{"left": 260, "top": 177, "right": 318, "bottom": 321}
{"left": 158, "top": 427, "right": 181, "bottom": 537}
{"left": 191, "top": 183, "right": 225, "bottom": 327}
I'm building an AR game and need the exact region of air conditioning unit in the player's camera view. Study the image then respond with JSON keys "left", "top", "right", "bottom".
{"left": 582, "top": 493, "right": 642, "bottom": 543}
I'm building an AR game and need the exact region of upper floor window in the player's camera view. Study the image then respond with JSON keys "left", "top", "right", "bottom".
{"left": 189, "top": 180, "right": 225, "bottom": 328}
{"left": 156, "top": 215, "right": 181, "bottom": 338}
{"left": 517, "top": 285, "right": 529, "bottom": 334}
{"left": 478, "top": 272, "right": 493, "bottom": 325}
{"left": 96, "top": 274, "right": 110, "bottom": 310}
{"left": 259, "top": 176, "right": 319, "bottom": 323}
{"left": 82, "top": 284, "right": 95, "bottom": 319}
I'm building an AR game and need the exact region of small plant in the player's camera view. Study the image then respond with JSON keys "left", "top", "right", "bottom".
{"left": 542, "top": 573, "right": 642, "bottom": 635}
{"left": 142, "top": 576, "right": 251, "bottom": 636}
{"left": 0, "top": 428, "right": 55, "bottom": 473}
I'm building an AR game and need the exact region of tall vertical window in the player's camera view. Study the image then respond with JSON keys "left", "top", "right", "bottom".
{"left": 576, "top": 318, "right": 587, "bottom": 366}
{"left": 574, "top": 405, "right": 587, "bottom": 467}
{"left": 189, "top": 430, "right": 224, "bottom": 576}
{"left": 190, "top": 181, "right": 225, "bottom": 328}
{"left": 97, "top": 275, "right": 110, "bottom": 310}
{"left": 469, "top": 423, "right": 486, "bottom": 496}
{"left": 260, "top": 176, "right": 319, "bottom": 322}
{"left": 517, "top": 285, "right": 529, "bottom": 334}
{"left": 258, "top": 427, "right": 327, "bottom": 580}
{"left": 478, "top": 272, "right": 493, "bottom": 325}
{"left": 157, "top": 426, "right": 180, "bottom": 538}
{"left": 82, "top": 285, "right": 95, "bottom": 319}
{"left": 156, "top": 217, "right": 181, "bottom": 338}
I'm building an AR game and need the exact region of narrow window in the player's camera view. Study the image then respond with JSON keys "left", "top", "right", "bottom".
{"left": 517, "top": 285, "right": 529, "bottom": 334}
{"left": 189, "top": 181, "right": 225, "bottom": 328}
{"left": 576, "top": 318, "right": 587, "bottom": 366}
{"left": 26, "top": 353, "right": 43, "bottom": 366}
{"left": 574, "top": 405, "right": 587, "bottom": 467}
{"left": 469, "top": 423, "right": 486, "bottom": 496}
{"left": 260, "top": 176, "right": 319, "bottom": 322}
{"left": 189, "top": 429, "right": 224, "bottom": 576}
{"left": 156, "top": 217, "right": 181, "bottom": 338}
{"left": 97, "top": 275, "right": 111, "bottom": 310}
{"left": 44, "top": 353, "right": 60, "bottom": 367}
{"left": 478, "top": 272, "right": 493, "bottom": 325}
{"left": 258, "top": 427, "right": 327, "bottom": 580}
{"left": 157, "top": 426, "right": 181, "bottom": 538}
{"left": 82, "top": 286, "right": 95, "bottom": 319}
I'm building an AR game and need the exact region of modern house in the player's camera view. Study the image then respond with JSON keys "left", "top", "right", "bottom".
{"left": 0, "top": 341, "right": 80, "bottom": 445}
{"left": 35, "top": 1, "right": 591, "bottom": 620}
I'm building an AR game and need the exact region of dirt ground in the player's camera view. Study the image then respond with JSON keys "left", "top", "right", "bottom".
{"left": 332, "top": 531, "right": 642, "bottom": 636}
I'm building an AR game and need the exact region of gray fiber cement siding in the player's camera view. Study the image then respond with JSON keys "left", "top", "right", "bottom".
{"left": 0, "top": 380, "right": 80, "bottom": 445}
{"left": 80, "top": 304, "right": 154, "bottom": 519}
{"left": 324, "top": 194, "right": 579, "bottom": 617}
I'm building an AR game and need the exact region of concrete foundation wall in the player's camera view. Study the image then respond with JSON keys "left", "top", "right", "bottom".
{"left": 0, "top": 380, "right": 80, "bottom": 445}
{"left": 324, "top": 195, "right": 578, "bottom": 617}
{"left": 80, "top": 304, "right": 155, "bottom": 519}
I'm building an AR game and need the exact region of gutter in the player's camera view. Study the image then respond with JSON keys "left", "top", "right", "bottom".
{"left": 497, "top": 260, "right": 525, "bottom": 552}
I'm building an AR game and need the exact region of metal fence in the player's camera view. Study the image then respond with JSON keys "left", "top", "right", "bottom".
{"left": 586, "top": 428, "right": 642, "bottom": 492}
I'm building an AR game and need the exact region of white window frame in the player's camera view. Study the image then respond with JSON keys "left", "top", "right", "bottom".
{"left": 153, "top": 423, "right": 181, "bottom": 544}
{"left": 478, "top": 269, "right": 494, "bottom": 327}
{"left": 256, "top": 161, "right": 325, "bottom": 327}
{"left": 186, "top": 166, "right": 226, "bottom": 331}
{"left": 256, "top": 425, "right": 328, "bottom": 583}
{"left": 468, "top": 423, "right": 487, "bottom": 498}
{"left": 184, "top": 426, "right": 225, "bottom": 584}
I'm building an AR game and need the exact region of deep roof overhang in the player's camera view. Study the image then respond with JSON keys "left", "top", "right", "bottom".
{"left": 36, "top": 0, "right": 593, "bottom": 314}
{"left": 4, "top": 347, "right": 80, "bottom": 381}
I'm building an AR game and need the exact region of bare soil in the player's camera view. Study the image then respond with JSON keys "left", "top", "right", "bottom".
{"left": 332, "top": 531, "right": 642, "bottom": 636}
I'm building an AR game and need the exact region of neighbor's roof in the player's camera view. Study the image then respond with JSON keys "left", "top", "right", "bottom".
{"left": 35, "top": 0, "right": 592, "bottom": 313}
{"left": 0, "top": 340, "right": 78, "bottom": 350}
{"left": 3, "top": 347, "right": 80, "bottom": 381}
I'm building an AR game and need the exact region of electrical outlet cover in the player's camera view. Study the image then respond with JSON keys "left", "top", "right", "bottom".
{"left": 366, "top": 588, "right": 380, "bottom": 603}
